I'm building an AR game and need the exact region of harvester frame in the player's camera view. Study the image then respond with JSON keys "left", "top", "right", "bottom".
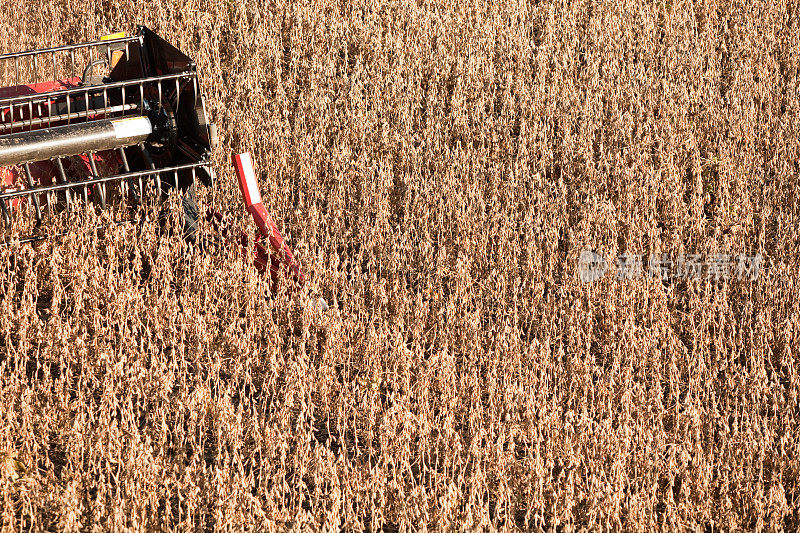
{"left": 0, "top": 27, "right": 306, "bottom": 292}
{"left": 0, "top": 26, "right": 215, "bottom": 231}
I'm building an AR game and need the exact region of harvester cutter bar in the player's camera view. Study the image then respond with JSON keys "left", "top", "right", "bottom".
{"left": 0, "top": 217, "right": 138, "bottom": 246}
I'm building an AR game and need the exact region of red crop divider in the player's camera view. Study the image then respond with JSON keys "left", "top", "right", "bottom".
{"left": 231, "top": 152, "right": 305, "bottom": 290}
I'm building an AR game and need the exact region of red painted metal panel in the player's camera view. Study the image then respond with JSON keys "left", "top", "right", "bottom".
{"left": 0, "top": 77, "right": 82, "bottom": 99}
{"left": 232, "top": 152, "right": 305, "bottom": 289}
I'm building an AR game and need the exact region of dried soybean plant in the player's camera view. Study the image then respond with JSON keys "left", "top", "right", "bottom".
{"left": 0, "top": 0, "right": 799, "bottom": 531}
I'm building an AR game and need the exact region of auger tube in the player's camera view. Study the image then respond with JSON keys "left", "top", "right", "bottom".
{"left": 0, "top": 116, "right": 152, "bottom": 167}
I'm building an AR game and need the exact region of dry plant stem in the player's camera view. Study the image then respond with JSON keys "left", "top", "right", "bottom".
{"left": 0, "top": 0, "right": 798, "bottom": 531}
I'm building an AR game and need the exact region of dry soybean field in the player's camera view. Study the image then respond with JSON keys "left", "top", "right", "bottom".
{"left": 0, "top": 0, "right": 799, "bottom": 530}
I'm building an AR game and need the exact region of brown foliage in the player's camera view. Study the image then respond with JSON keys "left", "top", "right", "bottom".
{"left": 0, "top": 0, "right": 799, "bottom": 530}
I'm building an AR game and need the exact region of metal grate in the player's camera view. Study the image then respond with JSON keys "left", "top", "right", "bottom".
{"left": 0, "top": 72, "right": 198, "bottom": 133}
{"left": 0, "top": 28, "right": 215, "bottom": 237}
{"left": 0, "top": 35, "right": 140, "bottom": 86}
{"left": 0, "top": 155, "right": 209, "bottom": 227}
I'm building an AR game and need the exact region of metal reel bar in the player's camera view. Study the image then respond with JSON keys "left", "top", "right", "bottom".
{"left": 0, "top": 72, "right": 197, "bottom": 133}
{"left": 0, "top": 36, "right": 140, "bottom": 63}
{"left": 0, "top": 160, "right": 210, "bottom": 228}
{"left": 0, "top": 35, "right": 141, "bottom": 87}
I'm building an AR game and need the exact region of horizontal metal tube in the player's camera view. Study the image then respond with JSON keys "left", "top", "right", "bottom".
{"left": 0, "top": 116, "right": 152, "bottom": 166}
{"left": 0, "top": 160, "right": 209, "bottom": 200}
{"left": 0, "top": 103, "right": 138, "bottom": 133}
{"left": 0, "top": 35, "right": 140, "bottom": 62}
{"left": 0, "top": 72, "right": 195, "bottom": 107}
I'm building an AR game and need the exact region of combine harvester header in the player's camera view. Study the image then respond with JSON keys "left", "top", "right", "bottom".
{"left": 0, "top": 27, "right": 306, "bottom": 292}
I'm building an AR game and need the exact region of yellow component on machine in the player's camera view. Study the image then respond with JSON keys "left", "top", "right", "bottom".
{"left": 101, "top": 32, "right": 126, "bottom": 68}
